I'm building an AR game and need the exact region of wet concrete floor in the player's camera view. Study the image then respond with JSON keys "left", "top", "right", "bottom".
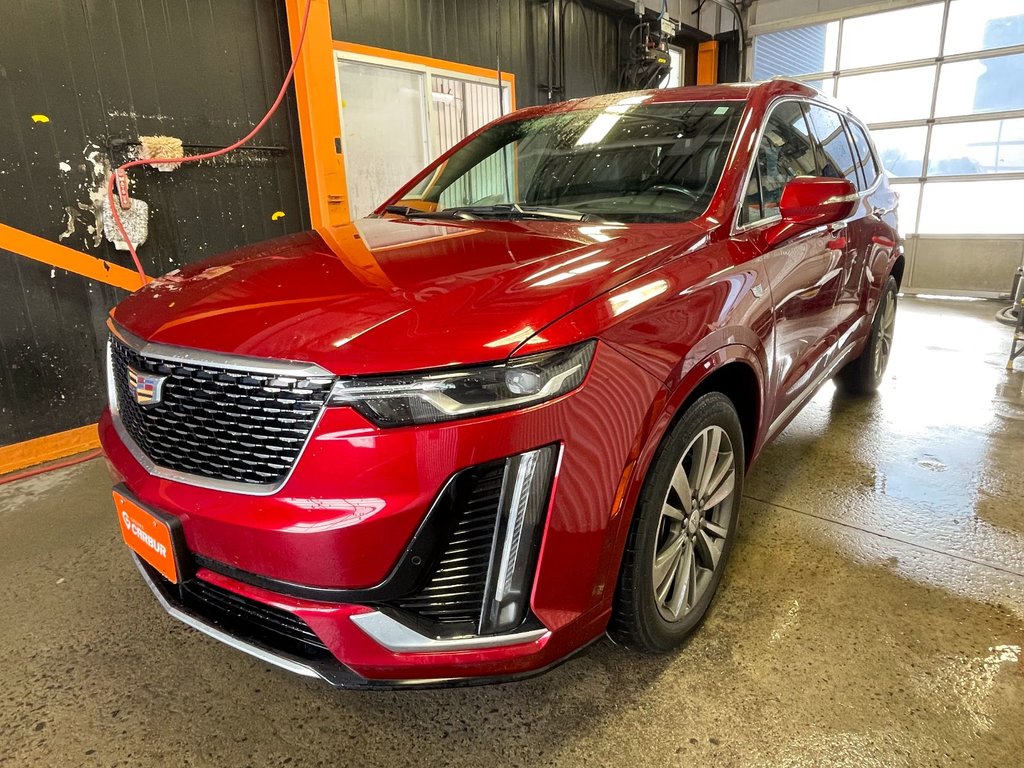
{"left": 1, "top": 297, "right": 1022, "bottom": 767}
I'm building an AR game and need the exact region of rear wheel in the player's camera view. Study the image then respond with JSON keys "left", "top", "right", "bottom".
{"left": 836, "top": 275, "right": 898, "bottom": 395}
{"left": 609, "top": 392, "right": 744, "bottom": 652}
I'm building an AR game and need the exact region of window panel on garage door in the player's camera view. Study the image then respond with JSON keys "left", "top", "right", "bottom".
{"left": 336, "top": 59, "right": 430, "bottom": 219}
{"left": 870, "top": 126, "right": 928, "bottom": 178}
{"left": 934, "top": 52, "right": 1024, "bottom": 118}
{"left": 741, "top": 101, "right": 817, "bottom": 226}
{"left": 944, "top": 0, "right": 1024, "bottom": 56}
{"left": 838, "top": 3, "right": 943, "bottom": 69}
{"left": 928, "top": 118, "right": 1024, "bottom": 176}
{"left": 752, "top": 23, "right": 839, "bottom": 78}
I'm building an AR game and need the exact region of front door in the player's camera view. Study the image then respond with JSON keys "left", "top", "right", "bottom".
{"left": 736, "top": 100, "right": 844, "bottom": 427}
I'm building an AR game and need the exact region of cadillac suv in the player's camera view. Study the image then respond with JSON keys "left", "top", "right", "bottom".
{"left": 101, "top": 79, "right": 902, "bottom": 687}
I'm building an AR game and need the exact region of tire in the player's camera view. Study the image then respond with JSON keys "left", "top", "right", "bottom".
{"left": 996, "top": 305, "right": 1019, "bottom": 327}
{"left": 835, "top": 275, "right": 898, "bottom": 396}
{"left": 609, "top": 392, "right": 745, "bottom": 652}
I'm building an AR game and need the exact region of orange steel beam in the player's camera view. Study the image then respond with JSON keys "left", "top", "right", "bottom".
{"left": 0, "top": 223, "right": 147, "bottom": 292}
{"left": 697, "top": 41, "right": 719, "bottom": 85}
{"left": 0, "top": 424, "right": 100, "bottom": 476}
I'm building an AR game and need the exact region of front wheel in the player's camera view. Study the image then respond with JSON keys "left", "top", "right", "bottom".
{"left": 836, "top": 275, "right": 898, "bottom": 395}
{"left": 609, "top": 392, "right": 744, "bottom": 652}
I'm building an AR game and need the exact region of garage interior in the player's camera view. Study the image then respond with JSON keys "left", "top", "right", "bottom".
{"left": 1, "top": 0, "right": 1022, "bottom": 765}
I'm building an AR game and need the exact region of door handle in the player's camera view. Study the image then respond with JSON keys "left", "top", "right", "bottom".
{"left": 826, "top": 224, "right": 847, "bottom": 250}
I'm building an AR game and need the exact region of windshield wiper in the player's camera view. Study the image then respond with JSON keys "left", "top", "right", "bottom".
{"left": 382, "top": 205, "right": 418, "bottom": 217}
{"left": 400, "top": 204, "right": 601, "bottom": 222}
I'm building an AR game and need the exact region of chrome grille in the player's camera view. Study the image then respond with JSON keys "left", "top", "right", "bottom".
{"left": 109, "top": 333, "right": 334, "bottom": 487}
{"left": 396, "top": 463, "right": 505, "bottom": 625}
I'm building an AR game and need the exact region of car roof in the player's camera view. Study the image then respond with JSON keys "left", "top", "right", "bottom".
{"left": 507, "top": 78, "right": 853, "bottom": 121}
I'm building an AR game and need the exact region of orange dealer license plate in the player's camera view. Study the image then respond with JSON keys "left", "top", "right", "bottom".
{"left": 113, "top": 489, "right": 180, "bottom": 583}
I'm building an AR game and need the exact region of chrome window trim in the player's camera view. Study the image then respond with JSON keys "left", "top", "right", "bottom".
{"left": 730, "top": 95, "right": 882, "bottom": 237}
{"left": 731, "top": 95, "right": 807, "bottom": 236}
{"left": 106, "top": 318, "right": 335, "bottom": 496}
{"left": 845, "top": 115, "right": 883, "bottom": 190}
{"left": 350, "top": 610, "right": 549, "bottom": 653}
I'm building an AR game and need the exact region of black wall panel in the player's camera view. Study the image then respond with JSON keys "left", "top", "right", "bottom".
{"left": 0, "top": 251, "right": 124, "bottom": 441}
{"left": 329, "top": 0, "right": 622, "bottom": 106}
{"left": 0, "top": 0, "right": 308, "bottom": 445}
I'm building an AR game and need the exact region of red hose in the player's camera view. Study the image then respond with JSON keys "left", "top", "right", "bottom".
{"left": 107, "top": 0, "right": 314, "bottom": 285}
{"left": 0, "top": 449, "right": 103, "bottom": 487}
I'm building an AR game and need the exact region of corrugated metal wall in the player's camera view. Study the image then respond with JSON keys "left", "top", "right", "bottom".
{"left": 329, "top": 0, "right": 622, "bottom": 106}
{"left": 0, "top": 0, "right": 308, "bottom": 445}
{"left": 433, "top": 76, "right": 510, "bottom": 208}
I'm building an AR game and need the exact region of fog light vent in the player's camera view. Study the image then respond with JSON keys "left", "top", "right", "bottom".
{"left": 392, "top": 445, "right": 559, "bottom": 637}
{"left": 479, "top": 445, "right": 559, "bottom": 635}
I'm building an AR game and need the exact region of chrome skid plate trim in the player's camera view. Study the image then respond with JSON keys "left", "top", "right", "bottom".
{"left": 350, "top": 610, "right": 549, "bottom": 653}
{"left": 132, "top": 555, "right": 325, "bottom": 682}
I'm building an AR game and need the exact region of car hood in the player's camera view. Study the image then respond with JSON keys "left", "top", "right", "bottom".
{"left": 112, "top": 217, "right": 708, "bottom": 375}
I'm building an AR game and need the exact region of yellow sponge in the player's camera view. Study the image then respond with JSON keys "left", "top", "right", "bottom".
{"left": 139, "top": 135, "right": 184, "bottom": 171}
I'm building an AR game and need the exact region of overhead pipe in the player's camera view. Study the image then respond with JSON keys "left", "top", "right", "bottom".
{"left": 703, "top": 0, "right": 748, "bottom": 77}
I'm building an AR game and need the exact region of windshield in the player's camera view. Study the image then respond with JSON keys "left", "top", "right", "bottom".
{"left": 385, "top": 97, "right": 743, "bottom": 224}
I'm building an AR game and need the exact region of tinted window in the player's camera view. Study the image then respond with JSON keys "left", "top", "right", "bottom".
{"left": 806, "top": 104, "right": 860, "bottom": 187}
{"left": 848, "top": 120, "right": 880, "bottom": 187}
{"left": 399, "top": 100, "right": 743, "bottom": 223}
{"left": 741, "top": 101, "right": 817, "bottom": 225}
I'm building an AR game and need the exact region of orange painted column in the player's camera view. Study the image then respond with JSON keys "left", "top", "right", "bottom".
{"left": 284, "top": 0, "right": 350, "bottom": 228}
{"left": 697, "top": 41, "right": 719, "bottom": 85}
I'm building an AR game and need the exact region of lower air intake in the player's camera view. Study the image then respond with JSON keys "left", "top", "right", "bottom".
{"left": 395, "top": 462, "right": 506, "bottom": 627}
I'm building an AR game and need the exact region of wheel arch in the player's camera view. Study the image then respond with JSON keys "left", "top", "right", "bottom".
{"left": 672, "top": 360, "right": 761, "bottom": 471}
{"left": 603, "top": 348, "right": 764, "bottom": 639}
{"left": 891, "top": 251, "right": 906, "bottom": 290}
{"left": 655, "top": 345, "right": 766, "bottom": 471}
{"left": 612, "top": 344, "right": 766, "bottom": 546}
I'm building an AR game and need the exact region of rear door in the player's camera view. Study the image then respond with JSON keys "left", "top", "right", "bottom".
{"left": 846, "top": 118, "right": 900, "bottom": 319}
{"left": 735, "top": 99, "right": 844, "bottom": 429}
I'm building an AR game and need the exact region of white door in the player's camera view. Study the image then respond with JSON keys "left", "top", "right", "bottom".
{"left": 336, "top": 59, "right": 430, "bottom": 220}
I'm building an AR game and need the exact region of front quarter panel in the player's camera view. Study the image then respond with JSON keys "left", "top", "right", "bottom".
{"left": 527, "top": 236, "right": 774, "bottom": 431}
{"left": 518, "top": 235, "right": 775, "bottom": 584}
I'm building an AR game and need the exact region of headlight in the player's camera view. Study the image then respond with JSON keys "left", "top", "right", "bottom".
{"left": 328, "top": 341, "right": 596, "bottom": 426}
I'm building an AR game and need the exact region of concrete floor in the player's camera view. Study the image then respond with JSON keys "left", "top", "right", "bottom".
{"left": 2, "top": 296, "right": 1023, "bottom": 767}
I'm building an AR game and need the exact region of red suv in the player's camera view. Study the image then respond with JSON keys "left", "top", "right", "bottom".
{"left": 101, "top": 79, "right": 901, "bottom": 687}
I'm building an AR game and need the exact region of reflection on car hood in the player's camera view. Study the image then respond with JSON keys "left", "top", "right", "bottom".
{"left": 112, "top": 217, "right": 708, "bottom": 375}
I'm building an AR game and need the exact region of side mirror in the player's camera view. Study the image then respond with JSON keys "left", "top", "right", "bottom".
{"left": 765, "top": 177, "right": 858, "bottom": 246}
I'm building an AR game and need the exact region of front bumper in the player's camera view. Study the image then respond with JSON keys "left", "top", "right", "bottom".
{"left": 102, "top": 341, "right": 661, "bottom": 684}
{"left": 131, "top": 556, "right": 576, "bottom": 689}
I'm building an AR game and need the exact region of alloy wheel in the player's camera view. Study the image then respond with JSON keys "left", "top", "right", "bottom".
{"left": 874, "top": 289, "right": 896, "bottom": 380}
{"left": 652, "top": 425, "right": 737, "bottom": 622}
